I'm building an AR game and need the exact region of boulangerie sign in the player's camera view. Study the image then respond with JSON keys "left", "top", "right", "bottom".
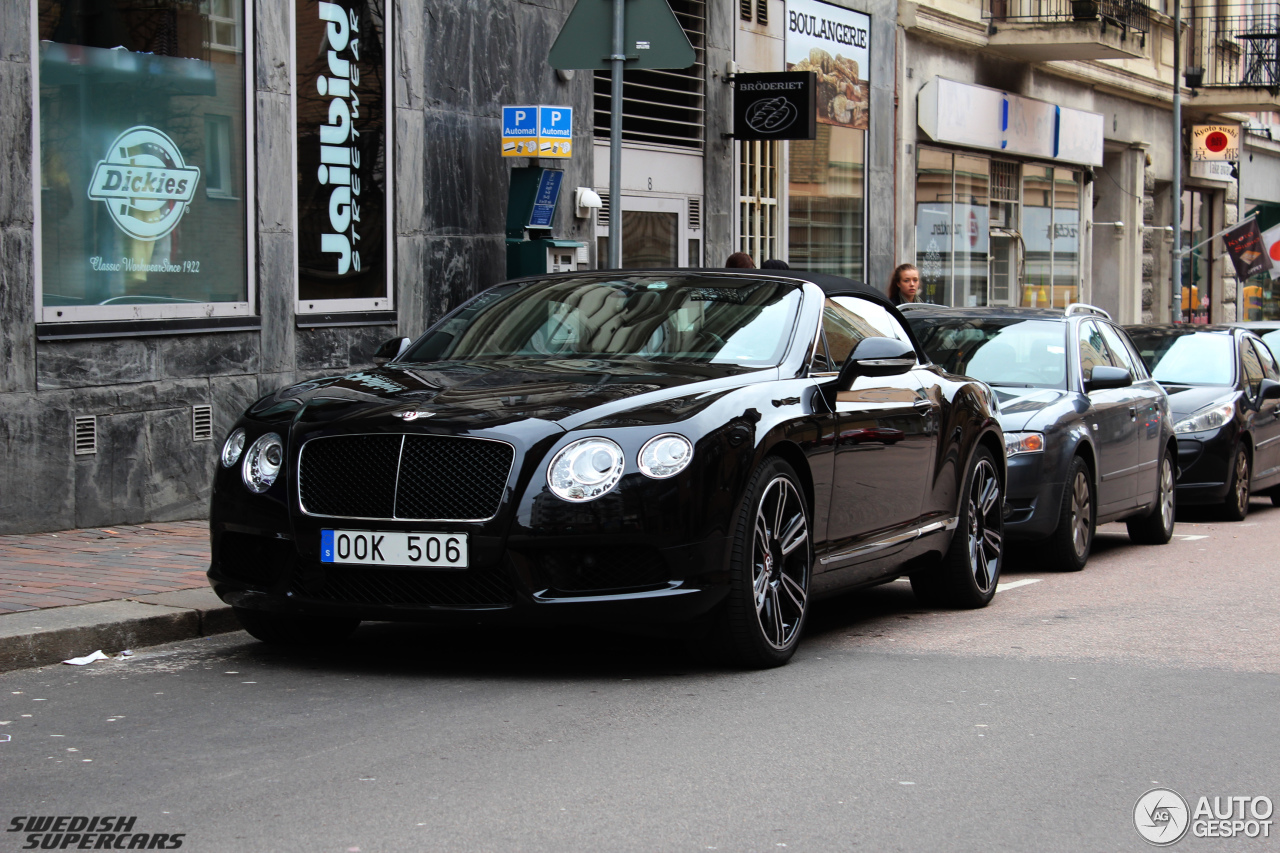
{"left": 297, "top": 0, "right": 388, "bottom": 303}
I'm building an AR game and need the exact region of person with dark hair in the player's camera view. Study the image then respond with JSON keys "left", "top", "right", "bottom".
{"left": 725, "top": 252, "right": 755, "bottom": 269}
{"left": 761, "top": 258, "right": 790, "bottom": 270}
{"left": 887, "top": 263, "right": 924, "bottom": 305}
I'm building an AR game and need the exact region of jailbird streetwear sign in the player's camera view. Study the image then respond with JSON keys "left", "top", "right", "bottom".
{"left": 733, "top": 72, "right": 817, "bottom": 141}
{"left": 88, "top": 126, "right": 201, "bottom": 241}
{"left": 297, "top": 0, "right": 389, "bottom": 302}
{"left": 785, "top": 0, "right": 870, "bottom": 131}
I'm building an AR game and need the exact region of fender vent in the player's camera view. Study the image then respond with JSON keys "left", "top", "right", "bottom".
{"left": 192, "top": 405, "right": 214, "bottom": 441}
{"left": 74, "top": 416, "right": 97, "bottom": 455}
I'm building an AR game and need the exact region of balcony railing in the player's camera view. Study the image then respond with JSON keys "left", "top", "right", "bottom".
{"left": 1187, "top": 9, "right": 1279, "bottom": 89}
{"left": 983, "top": 0, "right": 1152, "bottom": 37}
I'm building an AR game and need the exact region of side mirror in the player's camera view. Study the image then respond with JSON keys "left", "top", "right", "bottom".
{"left": 1259, "top": 378, "right": 1280, "bottom": 402}
{"left": 1085, "top": 364, "right": 1132, "bottom": 392}
{"left": 834, "top": 336, "right": 917, "bottom": 391}
{"left": 372, "top": 337, "right": 410, "bottom": 366}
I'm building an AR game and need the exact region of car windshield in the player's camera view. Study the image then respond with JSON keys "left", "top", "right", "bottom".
{"left": 401, "top": 275, "right": 803, "bottom": 368}
{"left": 1127, "top": 330, "right": 1235, "bottom": 385}
{"left": 907, "top": 317, "right": 1067, "bottom": 389}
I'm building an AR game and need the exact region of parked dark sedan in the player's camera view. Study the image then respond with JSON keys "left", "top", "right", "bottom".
{"left": 209, "top": 270, "right": 1006, "bottom": 668}
{"left": 907, "top": 305, "right": 1177, "bottom": 572}
{"left": 1125, "top": 325, "right": 1280, "bottom": 518}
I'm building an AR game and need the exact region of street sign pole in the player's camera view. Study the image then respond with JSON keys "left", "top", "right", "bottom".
{"left": 1172, "top": 0, "right": 1183, "bottom": 322}
{"left": 609, "top": 0, "right": 624, "bottom": 269}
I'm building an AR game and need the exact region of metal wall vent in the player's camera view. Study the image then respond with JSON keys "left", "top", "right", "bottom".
{"left": 756, "top": 0, "right": 768, "bottom": 25}
{"left": 192, "top": 405, "right": 214, "bottom": 441}
{"left": 597, "top": 191, "right": 610, "bottom": 228}
{"left": 688, "top": 196, "right": 702, "bottom": 231}
{"left": 740, "top": 0, "right": 752, "bottom": 20}
{"left": 74, "top": 416, "right": 97, "bottom": 455}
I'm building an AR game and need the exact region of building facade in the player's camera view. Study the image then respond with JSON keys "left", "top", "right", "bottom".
{"left": 2, "top": 0, "right": 1276, "bottom": 534}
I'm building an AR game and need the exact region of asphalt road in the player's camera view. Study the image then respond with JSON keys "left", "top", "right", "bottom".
{"left": 2, "top": 504, "right": 1278, "bottom": 853}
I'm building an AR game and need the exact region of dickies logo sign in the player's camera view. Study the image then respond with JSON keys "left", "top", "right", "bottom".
{"left": 88, "top": 126, "right": 201, "bottom": 242}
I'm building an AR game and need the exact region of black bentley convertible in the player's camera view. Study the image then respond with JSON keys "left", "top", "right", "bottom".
{"left": 209, "top": 270, "right": 1006, "bottom": 667}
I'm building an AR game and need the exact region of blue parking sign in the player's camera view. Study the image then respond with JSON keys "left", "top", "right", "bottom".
{"left": 502, "top": 105, "right": 538, "bottom": 157}
{"left": 537, "top": 105, "right": 572, "bottom": 158}
{"left": 539, "top": 106, "right": 572, "bottom": 138}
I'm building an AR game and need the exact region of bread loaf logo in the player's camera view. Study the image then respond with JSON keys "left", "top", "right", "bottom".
{"left": 88, "top": 126, "right": 201, "bottom": 242}
{"left": 745, "top": 97, "right": 799, "bottom": 134}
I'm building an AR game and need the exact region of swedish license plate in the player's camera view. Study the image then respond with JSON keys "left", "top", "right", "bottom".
{"left": 320, "top": 530, "right": 469, "bottom": 568}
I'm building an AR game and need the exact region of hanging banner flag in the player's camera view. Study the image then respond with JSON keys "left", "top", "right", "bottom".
{"left": 1223, "top": 219, "right": 1273, "bottom": 281}
{"left": 1262, "top": 223, "right": 1280, "bottom": 281}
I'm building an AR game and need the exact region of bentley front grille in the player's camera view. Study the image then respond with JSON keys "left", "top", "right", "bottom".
{"left": 299, "top": 434, "right": 515, "bottom": 521}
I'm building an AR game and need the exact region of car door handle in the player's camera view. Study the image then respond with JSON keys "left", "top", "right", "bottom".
{"left": 913, "top": 399, "right": 933, "bottom": 410}
{"left": 1128, "top": 406, "right": 1137, "bottom": 419}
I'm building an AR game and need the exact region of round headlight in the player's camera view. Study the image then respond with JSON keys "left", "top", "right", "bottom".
{"left": 242, "top": 433, "right": 285, "bottom": 494}
{"left": 638, "top": 434, "right": 694, "bottom": 479}
{"left": 547, "top": 437, "right": 625, "bottom": 502}
{"left": 221, "top": 428, "right": 246, "bottom": 468}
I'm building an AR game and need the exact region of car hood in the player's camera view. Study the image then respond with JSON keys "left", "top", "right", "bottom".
{"left": 255, "top": 358, "right": 771, "bottom": 434}
{"left": 991, "top": 386, "right": 1074, "bottom": 432}
{"left": 1159, "top": 383, "right": 1237, "bottom": 420}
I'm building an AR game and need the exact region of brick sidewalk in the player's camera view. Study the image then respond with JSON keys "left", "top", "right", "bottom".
{"left": 0, "top": 521, "right": 210, "bottom": 614}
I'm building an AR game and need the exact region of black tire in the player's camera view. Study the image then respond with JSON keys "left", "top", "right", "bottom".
{"left": 1271, "top": 488, "right": 1280, "bottom": 508}
{"left": 1223, "top": 444, "right": 1251, "bottom": 521}
{"left": 910, "top": 446, "right": 1003, "bottom": 608}
{"left": 1046, "top": 455, "right": 1094, "bottom": 571}
{"left": 720, "top": 457, "right": 813, "bottom": 668}
{"left": 1128, "top": 448, "right": 1177, "bottom": 544}
{"left": 233, "top": 607, "right": 360, "bottom": 647}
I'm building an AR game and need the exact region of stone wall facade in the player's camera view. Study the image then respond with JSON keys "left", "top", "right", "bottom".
{"left": 0, "top": 0, "right": 598, "bottom": 534}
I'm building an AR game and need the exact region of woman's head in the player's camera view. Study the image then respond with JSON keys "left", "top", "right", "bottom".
{"left": 725, "top": 252, "right": 756, "bottom": 269}
{"left": 888, "top": 264, "right": 921, "bottom": 302}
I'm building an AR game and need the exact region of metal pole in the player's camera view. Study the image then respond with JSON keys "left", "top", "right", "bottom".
{"left": 608, "top": 0, "right": 625, "bottom": 269}
{"left": 1171, "top": 0, "right": 1183, "bottom": 322}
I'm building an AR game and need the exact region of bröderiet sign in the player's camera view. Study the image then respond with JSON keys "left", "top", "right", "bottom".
{"left": 733, "top": 72, "right": 817, "bottom": 141}
{"left": 297, "top": 0, "right": 388, "bottom": 303}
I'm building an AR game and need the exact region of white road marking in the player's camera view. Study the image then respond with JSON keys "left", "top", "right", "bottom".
{"left": 1175, "top": 534, "right": 1209, "bottom": 541}
{"left": 893, "top": 577, "right": 1041, "bottom": 592}
{"left": 995, "top": 578, "right": 1041, "bottom": 592}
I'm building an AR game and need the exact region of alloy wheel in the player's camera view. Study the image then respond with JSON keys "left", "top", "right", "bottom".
{"left": 1158, "top": 454, "right": 1175, "bottom": 532}
{"left": 751, "top": 476, "right": 810, "bottom": 650}
{"left": 1234, "top": 450, "right": 1250, "bottom": 514}
{"left": 1070, "top": 468, "right": 1092, "bottom": 558}
{"left": 966, "top": 458, "right": 1003, "bottom": 593}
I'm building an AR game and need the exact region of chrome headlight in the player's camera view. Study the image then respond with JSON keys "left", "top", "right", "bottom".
{"left": 1175, "top": 401, "right": 1234, "bottom": 434}
{"left": 221, "top": 428, "right": 246, "bottom": 467}
{"left": 547, "top": 437, "right": 625, "bottom": 502}
{"left": 1004, "top": 431, "right": 1044, "bottom": 457}
{"left": 241, "top": 433, "right": 285, "bottom": 493}
{"left": 638, "top": 434, "right": 693, "bottom": 479}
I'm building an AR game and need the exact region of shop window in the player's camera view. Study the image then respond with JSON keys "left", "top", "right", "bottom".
{"left": 1181, "top": 189, "right": 1214, "bottom": 323}
{"left": 914, "top": 149, "right": 990, "bottom": 306}
{"left": 1020, "top": 165, "right": 1082, "bottom": 308}
{"left": 36, "top": 0, "right": 252, "bottom": 322}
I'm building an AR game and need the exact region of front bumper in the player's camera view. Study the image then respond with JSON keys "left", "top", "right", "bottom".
{"left": 1173, "top": 428, "right": 1235, "bottom": 505}
{"left": 1000, "top": 451, "right": 1065, "bottom": 540}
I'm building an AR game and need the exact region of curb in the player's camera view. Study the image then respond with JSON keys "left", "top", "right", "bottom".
{"left": 0, "top": 588, "right": 239, "bottom": 674}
